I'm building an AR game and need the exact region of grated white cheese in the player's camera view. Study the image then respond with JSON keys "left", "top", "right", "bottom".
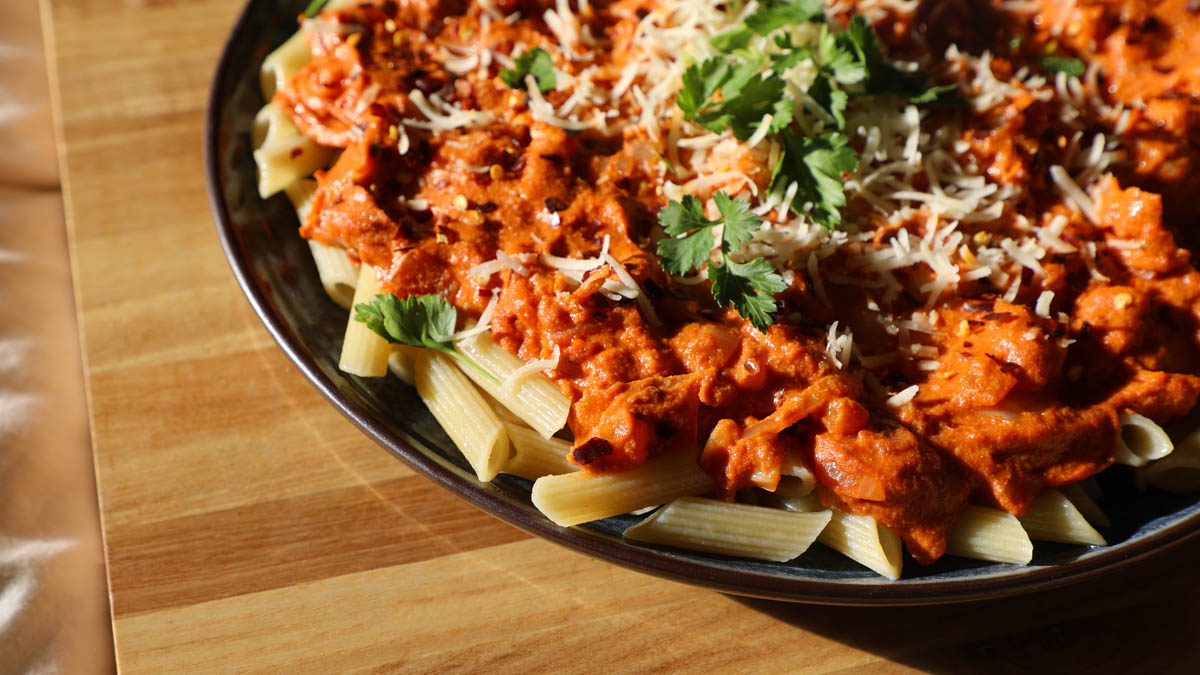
{"left": 452, "top": 292, "right": 500, "bottom": 340}
{"left": 1035, "top": 291, "right": 1054, "bottom": 318}
{"left": 403, "top": 90, "right": 495, "bottom": 130}
{"left": 1049, "top": 165, "right": 1099, "bottom": 224}
{"left": 501, "top": 344, "right": 561, "bottom": 396}
{"left": 887, "top": 385, "right": 920, "bottom": 407}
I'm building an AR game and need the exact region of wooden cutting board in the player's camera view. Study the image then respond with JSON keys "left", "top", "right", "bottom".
{"left": 45, "top": 0, "right": 1200, "bottom": 671}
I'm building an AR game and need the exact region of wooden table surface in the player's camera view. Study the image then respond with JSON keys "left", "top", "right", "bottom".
{"left": 45, "top": 0, "right": 1200, "bottom": 671}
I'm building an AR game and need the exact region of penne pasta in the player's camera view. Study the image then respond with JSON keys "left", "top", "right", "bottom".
{"left": 259, "top": 29, "right": 311, "bottom": 99}
{"left": 502, "top": 422, "right": 578, "bottom": 480}
{"left": 307, "top": 241, "right": 358, "bottom": 310}
{"left": 338, "top": 265, "right": 391, "bottom": 377}
{"left": 454, "top": 333, "right": 570, "bottom": 438}
{"left": 775, "top": 454, "right": 816, "bottom": 498}
{"left": 1018, "top": 489, "right": 1106, "bottom": 546}
{"left": 284, "top": 178, "right": 318, "bottom": 222}
{"left": 1143, "top": 428, "right": 1200, "bottom": 493}
{"left": 1114, "top": 412, "right": 1174, "bottom": 467}
{"left": 531, "top": 450, "right": 713, "bottom": 527}
{"left": 946, "top": 506, "right": 1033, "bottom": 565}
{"left": 387, "top": 348, "right": 415, "bottom": 385}
{"left": 413, "top": 351, "right": 509, "bottom": 482}
{"left": 251, "top": 103, "right": 335, "bottom": 198}
{"left": 623, "top": 497, "right": 832, "bottom": 562}
{"left": 817, "top": 508, "right": 904, "bottom": 580}
{"left": 1058, "top": 482, "right": 1111, "bottom": 528}
{"left": 753, "top": 492, "right": 902, "bottom": 578}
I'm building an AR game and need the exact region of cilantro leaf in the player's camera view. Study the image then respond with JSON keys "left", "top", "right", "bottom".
{"left": 656, "top": 195, "right": 717, "bottom": 275}
{"left": 771, "top": 130, "right": 858, "bottom": 228}
{"left": 500, "top": 47, "right": 556, "bottom": 93}
{"left": 744, "top": 0, "right": 825, "bottom": 36}
{"left": 657, "top": 194, "right": 715, "bottom": 236}
{"left": 656, "top": 191, "right": 784, "bottom": 331}
{"left": 677, "top": 55, "right": 790, "bottom": 140}
{"left": 806, "top": 73, "right": 849, "bottom": 129}
{"left": 657, "top": 230, "right": 715, "bottom": 276}
{"left": 709, "top": 258, "right": 786, "bottom": 333}
{"left": 676, "top": 58, "right": 732, "bottom": 121}
{"left": 711, "top": 0, "right": 825, "bottom": 51}
{"left": 354, "top": 294, "right": 499, "bottom": 385}
{"left": 818, "top": 26, "right": 866, "bottom": 86}
{"left": 840, "top": 16, "right": 958, "bottom": 104}
{"left": 713, "top": 191, "right": 761, "bottom": 252}
{"left": 303, "top": 0, "right": 329, "bottom": 18}
{"left": 355, "top": 294, "right": 456, "bottom": 350}
{"left": 1043, "top": 56, "right": 1085, "bottom": 77}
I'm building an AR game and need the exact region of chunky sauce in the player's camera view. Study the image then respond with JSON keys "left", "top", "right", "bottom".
{"left": 278, "top": 0, "right": 1200, "bottom": 563}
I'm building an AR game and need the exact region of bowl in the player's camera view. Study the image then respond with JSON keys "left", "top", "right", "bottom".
{"left": 205, "top": 0, "right": 1200, "bottom": 604}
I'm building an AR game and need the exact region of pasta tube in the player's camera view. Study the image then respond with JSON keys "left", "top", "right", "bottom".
{"left": 623, "top": 497, "right": 831, "bottom": 562}
{"left": 532, "top": 450, "right": 713, "bottom": 527}
{"left": 502, "top": 423, "right": 577, "bottom": 480}
{"left": 338, "top": 265, "right": 390, "bottom": 377}
{"left": 1114, "top": 412, "right": 1174, "bottom": 467}
{"left": 946, "top": 506, "right": 1033, "bottom": 565}
{"left": 1017, "top": 489, "right": 1106, "bottom": 545}
{"left": 413, "top": 351, "right": 509, "bottom": 481}
{"left": 454, "top": 333, "right": 570, "bottom": 438}
{"left": 251, "top": 103, "right": 335, "bottom": 198}
{"left": 1143, "top": 427, "right": 1200, "bottom": 493}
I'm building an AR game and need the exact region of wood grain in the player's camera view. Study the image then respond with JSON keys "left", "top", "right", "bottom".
{"left": 45, "top": 0, "right": 1200, "bottom": 672}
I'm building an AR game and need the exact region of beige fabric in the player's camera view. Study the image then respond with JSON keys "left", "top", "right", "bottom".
{"left": 0, "top": 2, "right": 115, "bottom": 673}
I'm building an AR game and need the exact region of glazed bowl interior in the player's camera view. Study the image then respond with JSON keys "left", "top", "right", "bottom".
{"left": 206, "top": 0, "right": 1200, "bottom": 604}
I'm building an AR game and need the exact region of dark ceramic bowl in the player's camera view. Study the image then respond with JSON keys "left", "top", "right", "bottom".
{"left": 205, "top": 0, "right": 1200, "bottom": 605}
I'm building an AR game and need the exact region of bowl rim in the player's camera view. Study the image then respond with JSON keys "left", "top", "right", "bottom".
{"left": 204, "top": 0, "right": 1200, "bottom": 605}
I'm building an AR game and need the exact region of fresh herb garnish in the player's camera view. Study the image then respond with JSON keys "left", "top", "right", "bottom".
{"left": 840, "top": 16, "right": 956, "bottom": 104}
{"left": 675, "top": 11, "right": 956, "bottom": 230}
{"left": 1042, "top": 55, "right": 1086, "bottom": 77}
{"left": 771, "top": 130, "right": 859, "bottom": 229}
{"left": 656, "top": 191, "right": 786, "bottom": 332}
{"left": 710, "top": 0, "right": 825, "bottom": 52}
{"left": 676, "top": 55, "right": 793, "bottom": 141}
{"left": 499, "top": 47, "right": 557, "bottom": 94}
{"left": 303, "top": 0, "right": 329, "bottom": 18}
{"left": 354, "top": 294, "right": 500, "bottom": 385}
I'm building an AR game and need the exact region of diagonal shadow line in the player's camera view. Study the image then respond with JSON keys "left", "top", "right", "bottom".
{"left": 728, "top": 534, "right": 1200, "bottom": 674}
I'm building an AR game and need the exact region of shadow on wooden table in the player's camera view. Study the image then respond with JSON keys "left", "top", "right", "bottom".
{"left": 733, "top": 535, "right": 1200, "bottom": 674}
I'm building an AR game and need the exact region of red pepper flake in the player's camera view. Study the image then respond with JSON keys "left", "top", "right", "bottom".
{"left": 985, "top": 353, "right": 1021, "bottom": 373}
{"left": 572, "top": 437, "right": 613, "bottom": 465}
{"left": 289, "top": 147, "right": 304, "bottom": 159}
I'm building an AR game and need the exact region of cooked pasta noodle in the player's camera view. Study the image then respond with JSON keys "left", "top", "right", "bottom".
{"left": 531, "top": 450, "right": 713, "bottom": 527}
{"left": 623, "top": 497, "right": 831, "bottom": 562}
{"left": 338, "top": 265, "right": 391, "bottom": 377}
{"left": 945, "top": 506, "right": 1034, "bottom": 565}
{"left": 413, "top": 351, "right": 509, "bottom": 481}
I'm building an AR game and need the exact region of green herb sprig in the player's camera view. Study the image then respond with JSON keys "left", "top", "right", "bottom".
{"left": 1042, "top": 56, "right": 1086, "bottom": 77}
{"left": 354, "top": 294, "right": 500, "bottom": 386}
{"left": 500, "top": 47, "right": 557, "bottom": 94}
{"left": 674, "top": 9, "right": 955, "bottom": 229}
{"left": 657, "top": 191, "right": 787, "bottom": 332}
